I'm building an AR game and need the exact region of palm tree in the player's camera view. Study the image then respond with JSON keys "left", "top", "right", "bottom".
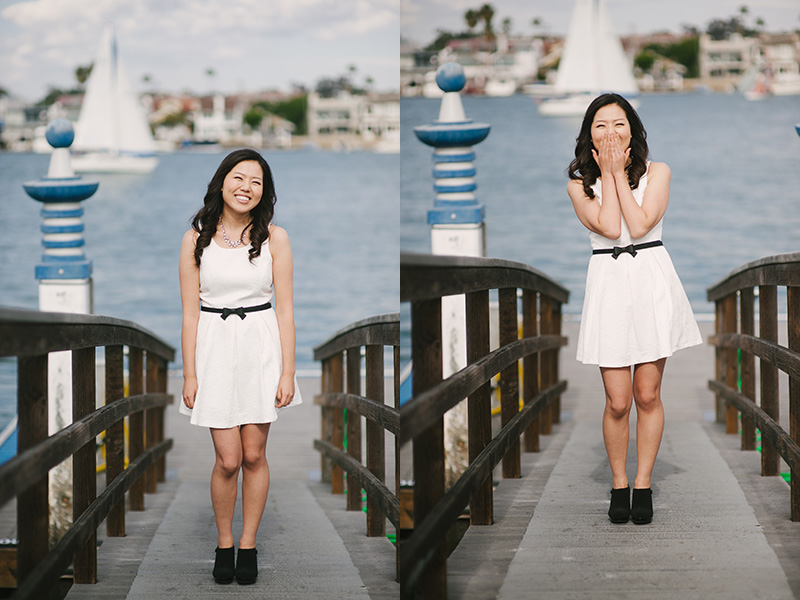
{"left": 502, "top": 17, "right": 512, "bottom": 37}
{"left": 465, "top": 9, "right": 479, "bottom": 33}
{"left": 75, "top": 64, "right": 93, "bottom": 88}
{"left": 479, "top": 3, "right": 495, "bottom": 39}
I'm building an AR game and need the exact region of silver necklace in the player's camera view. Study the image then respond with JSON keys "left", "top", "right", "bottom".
{"left": 219, "top": 218, "right": 245, "bottom": 248}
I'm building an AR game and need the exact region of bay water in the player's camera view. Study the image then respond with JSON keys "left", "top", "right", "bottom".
{"left": 0, "top": 149, "right": 399, "bottom": 428}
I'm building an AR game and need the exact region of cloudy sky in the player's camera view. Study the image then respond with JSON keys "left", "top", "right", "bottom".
{"left": 0, "top": 0, "right": 400, "bottom": 101}
{"left": 402, "top": 0, "right": 800, "bottom": 46}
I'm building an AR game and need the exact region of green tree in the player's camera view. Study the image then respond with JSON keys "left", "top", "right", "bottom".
{"left": 501, "top": 17, "right": 512, "bottom": 37}
{"left": 243, "top": 106, "right": 266, "bottom": 130}
{"left": 252, "top": 96, "right": 308, "bottom": 135}
{"left": 634, "top": 50, "right": 656, "bottom": 73}
{"left": 644, "top": 36, "right": 700, "bottom": 78}
{"left": 465, "top": 9, "right": 479, "bottom": 33}
{"left": 479, "top": 3, "right": 495, "bottom": 38}
{"left": 75, "top": 63, "right": 93, "bottom": 87}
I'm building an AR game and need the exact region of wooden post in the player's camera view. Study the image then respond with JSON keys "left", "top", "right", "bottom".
{"left": 365, "top": 345, "right": 386, "bottom": 536}
{"left": 498, "top": 287, "right": 520, "bottom": 479}
{"left": 466, "top": 289, "right": 492, "bottom": 525}
{"left": 739, "top": 288, "right": 756, "bottom": 450}
{"left": 522, "top": 290, "right": 540, "bottom": 453}
{"left": 157, "top": 358, "right": 168, "bottom": 482}
{"left": 539, "top": 296, "right": 554, "bottom": 435}
{"left": 394, "top": 344, "right": 400, "bottom": 581}
{"left": 346, "top": 348, "right": 362, "bottom": 511}
{"left": 787, "top": 286, "right": 800, "bottom": 521}
{"left": 714, "top": 300, "right": 724, "bottom": 423}
{"left": 16, "top": 354, "right": 48, "bottom": 585}
{"left": 72, "top": 347, "right": 97, "bottom": 583}
{"left": 321, "top": 358, "right": 332, "bottom": 483}
{"left": 145, "top": 352, "right": 159, "bottom": 494}
{"left": 105, "top": 345, "right": 125, "bottom": 537}
{"left": 551, "top": 301, "right": 562, "bottom": 425}
{"left": 721, "top": 294, "right": 739, "bottom": 434}
{"left": 330, "top": 352, "right": 345, "bottom": 495}
{"left": 409, "top": 298, "right": 445, "bottom": 599}
{"left": 759, "top": 285, "right": 779, "bottom": 476}
{"left": 128, "top": 348, "right": 145, "bottom": 511}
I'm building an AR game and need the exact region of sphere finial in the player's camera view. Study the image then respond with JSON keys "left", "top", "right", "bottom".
{"left": 436, "top": 63, "right": 466, "bottom": 93}
{"left": 45, "top": 118, "right": 75, "bottom": 149}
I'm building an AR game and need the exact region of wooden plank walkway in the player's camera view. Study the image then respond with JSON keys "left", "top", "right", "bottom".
{"left": 44, "top": 374, "right": 399, "bottom": 600}
{"left": 444, "top": 320, "right": 800, "bottom": 599}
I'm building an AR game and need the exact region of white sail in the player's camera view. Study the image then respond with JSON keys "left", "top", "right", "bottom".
{"left": 73, "top": 26, "right": 158, "bottom": 173}
{"left": 540, "top": 0, "right": 638, "bottom": 116}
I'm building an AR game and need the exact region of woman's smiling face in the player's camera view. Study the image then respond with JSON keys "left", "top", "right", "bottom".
{"left": 591, "top": 103, "right": 631, "bottom": 150}
{"left": 221, "top": 160, "right": 263, "bottom": 216}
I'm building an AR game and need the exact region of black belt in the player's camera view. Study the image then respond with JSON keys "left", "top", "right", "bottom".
{"left": 201, "top": 301, "right": 271, "bottom": 320}
{"left": 593, "top": 240, "right": 663, "bottom": 259}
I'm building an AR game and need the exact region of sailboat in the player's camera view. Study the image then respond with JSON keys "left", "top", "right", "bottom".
{"left": 537, "top": 0, "right": 639, "bottom": 117}
{"left": 72, "top": 26, "right": 159, "bottom": 174}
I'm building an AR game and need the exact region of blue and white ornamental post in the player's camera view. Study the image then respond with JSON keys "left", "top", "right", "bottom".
{"left": 414, "top": 63, "right": 490, "bottom": 485}
{"left": 23, "top": 119, "right": 99, "bottom": 543}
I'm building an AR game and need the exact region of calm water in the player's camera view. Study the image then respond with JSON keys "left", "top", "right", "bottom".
{"left": 401, "top": 92, "right": 800, "bottom": 361}
{"left": 0, "top": 149, "right": 399, "bottom": 427}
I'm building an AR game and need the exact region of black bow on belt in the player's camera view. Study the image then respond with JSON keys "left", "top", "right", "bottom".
{"left": 221, "top": 307, "right": 247, "bottom": 320}
{"left": 612, "top": 244, "right": 637, "bottom": 259}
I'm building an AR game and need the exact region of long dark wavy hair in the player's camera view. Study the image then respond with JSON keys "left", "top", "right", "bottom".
{"left": 191, "top": 148, "right": 277, "bottom": 267}
{"left": 567, "top": 93, "right": 649, "bottom": 199}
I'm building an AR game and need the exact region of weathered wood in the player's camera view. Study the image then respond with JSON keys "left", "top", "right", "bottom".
{"left": 16, "top": 354, "right": 48, "bottom": 585}
{"left": 540, "top": 296, "right": 554, "bottom": 435}
{"left": 715, "top": 300, "right": 724, "bottom": 423}
{"left": 0, "top": 392, "right": 170, "bottom": 507}
{"left": 522, "top": 290, "right": 540, "bottom": 453}
{"left": 740, "top": 288, "right": 756, "bottom": 450}
{"left": 329, "top": 352, "right": 345, "bottom": 495}
{"left": 128, "top": 348, "right": 145, "bottom": 512}
{"left": 707, "top": 252, "right": 800, "bottom": 301}
{"left": 0, "top": 307, "right": 174, "bottom": 361}
{"left": 365, "top": 345, "right": 386, "bottom": 537}
{"left": 314, "top": 439, "right": 398, "bottom": 527}
{"left": 400, "top": 380, "right": 568, "bottom": 594}
{"left": 145, "top": 353, "right": 159, "bottom": 494}
{"left": 552, "top": 302, "right": 562, "bottom": 424}
{"left": 400, "top": 253, "right": 570, "bottom": 305}
{"left": 709, "top": 334, "right": 800, "bottom": 384}
{"left": 314, "top": 392, "right": 399, "bottom": 434}
{"left": 156, "top": 358, "right": 168, "bottom": 482}
{"left": 408, "top": 297, "right": 445, "bottom": 600}
{"left": 708, "top": 380, "right": 800, "bottom": 478}
{"left": 321, "top": 357, "right": 332, "bottom": 483}
{"left": 759, "top": 285, "right": 780, "bottom": 476}
{"left": 721, "top": 295, "right": 739, "bottom": 434}
{"left": 105, "top": 345, "right": 125, "bottom": 537}
{"left": 12, "top": 438, "right": 172, "bottom": 600}
{"left": 788, "top": 286, "right": 800, "bottom": 521}
{"left": 313, "top": 313, "right": 399, "bottom": 362}
{"left": 466, "top": 289, "right": 492, "bottom": 526}
{"left": 346, "top": 348, "right": 362, "bottom": 511}
{"left": 498, "top": 288, "right": 520, "bottom": 479}
{"left": 399, "top": 335, "right": 565, "bottom": 444}
{"left": 72, "top": 347, "right": 97, "bottom": 584}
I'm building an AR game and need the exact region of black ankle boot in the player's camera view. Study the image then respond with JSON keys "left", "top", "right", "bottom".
{"left": 235, "top": 547, "right": 258, "bottom": 585}
{"left": 608, "top": 486, "right": 630, "bottom": 523}
{"left": 212, "top": 546, "right": 235, "bottom": 584}
{"left": 631, "top": 488, "right": 653, "bottom": 524}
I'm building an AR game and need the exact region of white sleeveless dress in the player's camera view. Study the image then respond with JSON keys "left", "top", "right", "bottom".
{"left": 576, "top": 165, "right": 702, "bottom": 367}
{"left": 179, "top": 236, "right": 302, "bottom": 427}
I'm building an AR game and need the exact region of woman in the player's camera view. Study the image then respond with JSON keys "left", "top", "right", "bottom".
{"left": 567, "top": 94, "right": 702, "bottom": 525}
{"left": 178, "top": 148, "right": 302, "bottom": 584}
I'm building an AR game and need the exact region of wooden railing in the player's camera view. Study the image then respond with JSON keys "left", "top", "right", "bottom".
{"left": 707, "top": 252, "right": 800, "bottom": 522}
{"left": 0, "top": 307, "right": 175, "bottom": 599}
{"left": 399, "top": 253, "right": 569, "bottom": 599}
{"left": 313, "top": 313, "right": 400, "bottom": 543}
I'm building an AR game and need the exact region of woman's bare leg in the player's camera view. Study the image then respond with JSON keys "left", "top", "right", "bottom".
{"left": 239, "top": 423, "right": 271, "bottom": 549}
{"left": 632, "top": 358, "right": 666, "bottom": 489}
{"left": 600, "top": 366, "right": 634, "bottom": 489}
{"left": 209, "top": 427, "right": 243, "bottom": 548}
